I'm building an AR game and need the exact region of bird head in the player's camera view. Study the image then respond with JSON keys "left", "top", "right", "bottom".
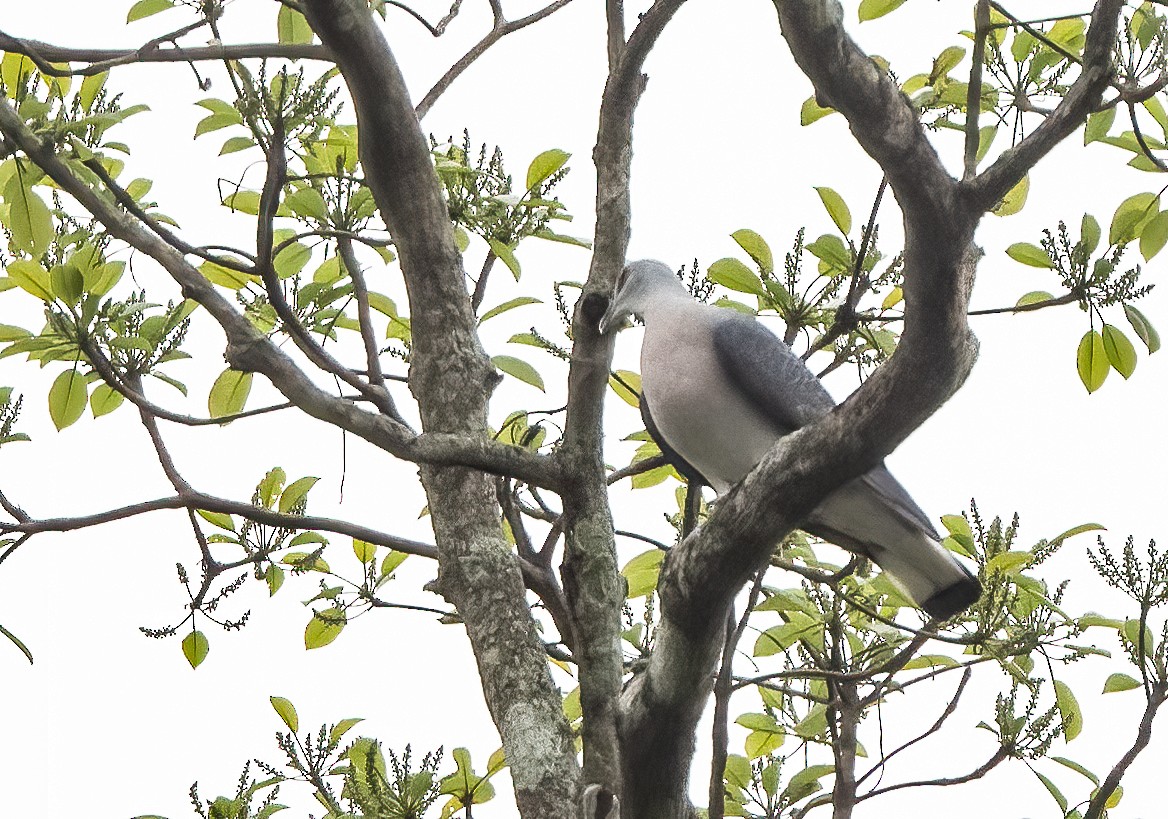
{"left": 598, "top": 259, "right": 684, "bottom": 334}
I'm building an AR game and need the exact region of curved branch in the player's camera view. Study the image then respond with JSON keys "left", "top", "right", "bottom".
{"left": 0, "top": 30, "right": 329, "bottom": 75}
{"left": 415, "top": 0, "right": 578, "bottom": 119}
{"left": 967, "top": 0, "right": 1125, "bottom": 210}
{"left": 0, "top": 494, "right": 438, "bottom": 558}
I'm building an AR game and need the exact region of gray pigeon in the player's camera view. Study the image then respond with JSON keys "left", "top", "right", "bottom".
{"left": 600, "top": 259, "right": 981, "bottom": 620}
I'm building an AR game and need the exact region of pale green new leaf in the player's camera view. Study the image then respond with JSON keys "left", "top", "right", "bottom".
{"left": 858, "top": 0, "right": 907, "bottom": 22}
{"left": 182, "top": 630, "right": 209, "bottom": 668}
{"left": 1054, "top": 679, "right": 1082, "bottom": 740}
{"left": 709, "top": 257, "right": 765, "bottom": 295}
{"left": 1103, "top": 672, "right": 1141, "bottom": 693}
{"left": 1139, "top": 210, "right": 1168, "bottom": 260}
{"left": 127, "top": 0, "right": 174, "bottom": 22}
{"left": 1101, "top": 324, "right": 1137, "bottom": 378}
{"left": 731, "top": 229, "right": 774, "bottom": 273}
{"left": 492, "top": 355, "right": 544, "bottom": 392}
{"left": 270, "top": 696, "right": 299, "bottom": 732}
{"left": 208, "top": 369, "right": 253, "bottom": 418}
{"left": 622, "top": 549, "right": 665, "bottom": 598}
{"left": 279, "top": 476, "right": 319, "bottom": 513}
{"left": 525, "top": 149, "right": 570, "bottom": 191}
{"left": 1005, "top": 242, "right": 1053, "bottom": 268}
{"left": 487, "top": 239, "right": 521, "bottom": 280}
{"left": 277, "top": 6, "right": 314, "bottom": 44}
{"left": 814, "top": 187, "right": 852, "bottom": 235}
{"left": 1015, "top": 291, "right": 1054, "bottom": 308}
{"left": 48, "top": 368, "right": 88, "bottom": 431}
{"left": 479, "top": 296, "right": 541, "bottom": 323}
{"left": 1123, "top": 303, "right": 1160, "bottom": 353}
{"left": 305, "top": 607, "right": 346, "bottom": 649}
{"left": 1109, "top": 192, "right": 1159, "bottom": 246}
{"left": 90, "top": 383, "right": 124, "bottom": 418}
{"left": 1076, "top": 330, "right": 1109, "bottom": 393}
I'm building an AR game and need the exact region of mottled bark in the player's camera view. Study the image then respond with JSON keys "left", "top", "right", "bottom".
{"left": 301, "top": 2, "right": 580, "bottom": 815}
{"left": 559, "top": 0, "right": 690, "bottom": 807}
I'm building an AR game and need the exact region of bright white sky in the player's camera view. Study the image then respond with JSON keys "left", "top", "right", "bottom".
{"left": 1, "top": 1, "right": 1165, "bottom": 817}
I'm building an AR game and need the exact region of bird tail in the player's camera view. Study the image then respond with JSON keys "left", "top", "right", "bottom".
{"left": 804, "top": 467, "right": 982, "bottom": 621}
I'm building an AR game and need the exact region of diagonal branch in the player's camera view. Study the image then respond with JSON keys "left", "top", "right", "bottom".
{"left": 967, "top": 0, "right": 1124, "bottom": 210}
{"left": 415, "top": 0, "right": 578, "bottom": 119}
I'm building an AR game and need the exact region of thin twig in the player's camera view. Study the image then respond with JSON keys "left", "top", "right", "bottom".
{"left": 965, "top": 0, "right": 992, "bottom": 179}
{"left": 339, "top": 237, "right": 387, "bottom": 390}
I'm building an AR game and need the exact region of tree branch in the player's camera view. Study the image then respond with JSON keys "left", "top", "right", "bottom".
{"left": 301, "top": 4, "right": 579, "bottom": 815}
{"left": 0, "top": 30, "right": 329, "bottom": 75}
{"left": 414, "top": 0, "right": 578, "bottom": 119}
{"left": 1082, "top": 682, "right": 1167, "bottom": 819}
{"left": 967, "top": 0, "right": 1124, "bottom": 211}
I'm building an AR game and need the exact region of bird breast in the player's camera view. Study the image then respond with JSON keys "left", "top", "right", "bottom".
{"left": 640, "top": 309, "right": 784, "bottom": 494}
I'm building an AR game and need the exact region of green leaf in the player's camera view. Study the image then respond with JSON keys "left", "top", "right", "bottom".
{"left": 195, "top": 509, "right": 235, "bottom": 531}
{"left": 708, "top": 257, "right": 765, "bottom": 295}
{"left": 1140, "top": 210, "right": 1168, "bottom": 260}
{"left": 353, "top": 539, "right": 376, "bottom": 563}
{"left": 200, "top": 260, "right": 259, "bottom": 290}
{"left": 1109, "top": 192, "right": 1159, "bottom": 246}
{"left": 4, "top": 177, "right": 54, "bottom": 256}
{"left": 277, "top": 6, "right": 314, "bottom": 44}
{"left": 491, "top": 355, "right": 544, "bottom": 392}
{"left": 208, "top": 368, "right": 253, "bottom": 418}
{"left": 814, "top": 188, "right": 852, "bottom": 235}
{"left": 621, "top": 549, "right": 665, "bottom": 599}
{"left": 784, "top": 765, "right": 835, "bottom": 802}
{"left": 1081, "top": 214, "right": 1101, "bottom": 255}
{"left": 78, "top": 71, "right": 108, "bottom": 113}
{"left": 1103, "top": 672, "right": 1142, "bottom": 693}
{"left": 992, "top": 174, "right": 1029, "bottom": 217}
{"left": 479, "top": 296, "right": 541, "bottom": 323}
{"left": 805, "top": 234, "right": 851, "bottom": 270}
{"left": 127, "top": 0, "right": 174, "bottom": 22}
{"left": 1122, "top": 619, "right": 1154, "bottom": 657}
{"left": 265, "top": 565, "right": 284, "bottom": 596}
{"left": 858, "top": 0, "right": 907, "bottom": 21}
{"left": 1085, "top": 109, "right": 1116, "bottom": 147}
{"left": 1076, "top": 330, "right": 1109, "bottom": 393}
{"left": 329, "top": 717, "right": 364, "bottom": 746}
{"left": 0, "top": 623, "right": 33, "bottom": 664}
{"left": 525, "top": 149, "right": 570, "bottom": 191}
{"left": 379, "top": 550, "right": 408, "bottom": 579}
{"left": 1052, "top": 756, "right": 1099, "bottom": 786}
{"left": 48, "top": 368, "right": 88, "bottom": 431}
{"left": 279, "top": 476, "right": 319, "bottom": 513}
{"left": 1033, "top": 770, "right": 1068, "bottom": 813}
{"left": 487, "top": 239, "right": 521, "bottom": 280}
{"left": 90, "top": 383, "right": 124, "bottom": 418}
{"left": 1054, "top": 679, "right": 1082, "bottom": 741}
{"left": 1048, "top": 522, "right": 1105, "bottom": 545}
{"left": 182, "top": 630, "right": 209, "bottom": 669}
{"left": 1015, "top": 290, "right": 1054, "bottom": 308}
{"left": 50, "top": 265, "right": 83, "bottom": 304}
{"left": 800, "top": 96, "right": 835, "bottom": 125}
{"left": 1124, "top": 303, "right": 1160, "bottom": 353}
{"left": 7, "top": 260, "right": 54, "bottom": 301}
{"left": 609, "top": 369, "right": 642, "bottom": 408}
{"left": 305, "top": 607, "right": 346, "bottom": 649}
{"left": 269, "top": 696, "right": 299, "bottom": 732}
{"left": 1101, "top": 324, "right": 1137, "bottom": 379}
{"left": 219, "top": 136, "right": 255, "bottom": 156}
{"left": 731, "top": 229, "right": 774, "bottom": 274}
{"left": 902, "top": 653, "right": 959, "bottom": 670}
{"left": 745, "top": 729, "right": 784, "bottom": 759}
{"left": 1005, "top": 242, "right": 1053, "bottom": 268}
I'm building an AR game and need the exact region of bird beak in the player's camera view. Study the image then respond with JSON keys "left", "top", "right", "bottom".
{"left": 598, "top": 298, "right": 623, "bottom": 335}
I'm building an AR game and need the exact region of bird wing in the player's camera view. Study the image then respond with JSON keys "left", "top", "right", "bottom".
{"left": 640, "top": 393, "right": 711, "bottom": 486}
{"left": 710, "top": 312, "right": 836, "bottom": 432}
